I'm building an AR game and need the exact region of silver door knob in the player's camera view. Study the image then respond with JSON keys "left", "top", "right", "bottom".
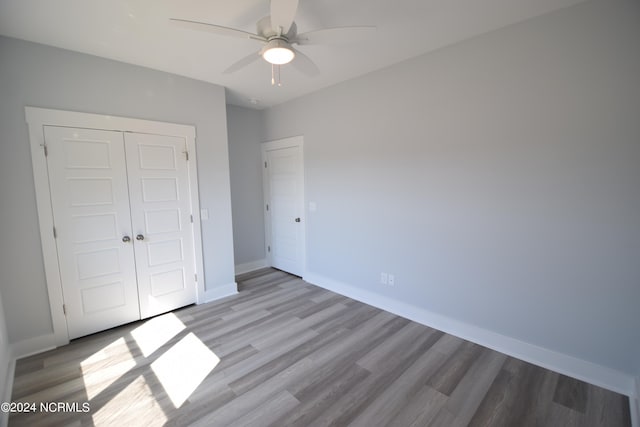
{"left": 136, "top": 234, "right": 145, "bottom": 241}
{"left": 122, "top": 236, "right": 131, "bottom": 242}
{"left": 294, "top": 217, "right": 301, "bottom": 223}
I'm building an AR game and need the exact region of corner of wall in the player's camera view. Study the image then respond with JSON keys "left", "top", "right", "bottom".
{"left": 201, "top": 282, "right": 238, "bottom": 304}
{"left": 235, "top": 259, "right": 268, "bottom": 276}
{"left": 11, "top": 333, "right": 57, "bottom": 360}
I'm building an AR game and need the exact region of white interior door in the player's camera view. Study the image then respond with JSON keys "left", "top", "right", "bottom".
{"left": 124, "top": 133, "right": 197, "bottom": 319}
{"left": 45, "top": 126, "right": 140, "bottom": 339}
{"left": 264, "top": 138, "right": 305, "bottom": 276}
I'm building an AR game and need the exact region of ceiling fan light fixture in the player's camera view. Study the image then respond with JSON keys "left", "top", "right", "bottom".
{"left": 262, "top": 39, "right": 295, "bottom": 65}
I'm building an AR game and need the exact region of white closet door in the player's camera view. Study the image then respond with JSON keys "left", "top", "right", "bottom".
{"left": 44, "top": 126, "right": 141, "bottom": 339}
{"left": 124, "top": 133, "right": 197, "bottom": 319}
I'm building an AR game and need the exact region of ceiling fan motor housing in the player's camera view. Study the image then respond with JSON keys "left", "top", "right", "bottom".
{"left": 257, "top": 16, "right": 297, "bottom": 40}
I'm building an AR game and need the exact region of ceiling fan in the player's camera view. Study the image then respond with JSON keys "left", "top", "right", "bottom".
{"left": 170, "top": 0, "right": 375, "bottom": 86}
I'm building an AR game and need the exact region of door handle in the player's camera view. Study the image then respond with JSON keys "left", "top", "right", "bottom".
{"left": 136, "top": 234, "right": 145, "bottom": 241}
{"left": 122, "top": 236, "right": 131, "bottom": 243}
{"left": 294, "top": 218, "right": 301, "bottom": 223}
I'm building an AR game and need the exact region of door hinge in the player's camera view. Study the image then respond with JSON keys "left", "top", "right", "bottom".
{"left": 267, "top": 245, "right": 271, "bottom": 253}
{"left": 264, "top": 161, "right": 267, "bottom": 168}
{"left": 184, "top": 151, "right": 189, "bottom": 161}
{"left": 43, "top": 144, "right": 48, "bottom": 157}
{"left": 53, "top": 226, "right": 57, "bottom": 238}
{"left": 63, "top": 304, "right": 66, "bottom": 315}
{"left": 190, "top": 214, "right": 194, "bottom": 223}
{"left": 266, "top": 204, "right": 269, "bottom": 211}
{"left": 194, "top": 274, "right": 197, "bottom": 282}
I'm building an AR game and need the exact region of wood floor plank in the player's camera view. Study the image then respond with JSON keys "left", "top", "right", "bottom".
{"left": 10, "top": 268, "right": 631, "bottom": 427}
{"left": 284, "top": 319, "right": 408, "bottom": 401}
{"left": 249, "top": 302, "right": 349, "bottom": 350}
{"left": 189, "top": 357, "right": 316, "bottom": 427}
{"left": 467, "top": 358, "right": 549, "bottom": 426}
{"left": 310, "top": 302, "right": 380, "bottom": 335}
{"left": 544, "top": 401, "right": 587, "bottom": 427}
{"left": 356, "top": 321, "right": 438, "bottom": 371}
{"left": 276, "top": 362, "right": 371, "bottom": 427}
{"left": 391, "top": 385, "right": 448, "bottom": 427}
{"left": 428, "top": 348, "right": 507, "bottom": 427}
{"left": 226, "top": 389, "right": 299, "bottom": 427}
{"left": 427, "top": 340, "right": 485, "bottom": 396}
{"left": 228, "top": 326, "right": 348, "bottom": 396}
{"left": 217, "top": 330, "right": 318, "bottom": 386}
{"left": 585, "top": 381, "right": 632, "bottom": 427}
{"left": 349, "top": 334, "right": 456, "bottom": 426}
{"left": 308, "top": 333, "right": 456, "bottom": 427}
{"left": 554, "top": 373, "right": 589, "bottom": 413}
{"left": 165, "top": 384, "right": 236, "bottom": 427}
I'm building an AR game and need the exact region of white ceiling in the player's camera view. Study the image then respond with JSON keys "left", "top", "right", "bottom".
{"left": 0, "top": 0, "right": 586, "bottom": 109}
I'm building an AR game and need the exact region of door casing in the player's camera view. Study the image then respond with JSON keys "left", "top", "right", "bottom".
{"left": 26, "top": 106, "right": 206, "bottom": 347}
{"left": 261, "top": 136, "right": 306, "bottom": 277}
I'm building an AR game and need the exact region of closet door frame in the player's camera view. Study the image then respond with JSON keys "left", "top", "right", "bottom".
{"left": 26, "top": 106, "right": 206, "bottom": 347}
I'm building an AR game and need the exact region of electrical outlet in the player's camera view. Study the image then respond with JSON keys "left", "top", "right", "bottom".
{"left": 388, "top": 274, "right": 395, "bottom": 286}
{"left": 380, "top": 272, "right": 388, "bottom": 285}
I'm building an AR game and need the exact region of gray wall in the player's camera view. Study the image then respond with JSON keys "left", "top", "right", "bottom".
{"left": 262, "top": 0, "right": 640, "bottom": 376}
{"left": 227, "top": 105, "right": 266, "bottom": 267}
{"left": 0, "top": 36, "right": 236, "bottom": 344}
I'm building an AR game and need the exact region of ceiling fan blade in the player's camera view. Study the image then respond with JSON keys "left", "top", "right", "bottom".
{"left": 223, "top": 51, "right": 262, "bottom": 74}
{"left": 270, "top": 0, "right": 298, "bottom": 35}
{"left": 291, "top": 48, "right": 319, "bottom": 77}
{"left": 295, "top": 26, "right": 376, "bottom": 45}
{"left": 170, "top": 18, "right": 266, "bottom": 41}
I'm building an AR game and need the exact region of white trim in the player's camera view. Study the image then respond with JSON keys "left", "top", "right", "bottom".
{"left": 261, "top": 145, "right": 271, "bottom": 267}
{"left": 25, "top": 107, "right": 196, "bottom": 138}
{"left": 235, "top": 259, "right": 269, "bottom": 275}
{"left": 201, "top": 282, "right": 238, "bottom": 304}
{"left": 303, "top": 271, "right": 636, "bottom": 398}
{"left": 25, "top": 106, "right": 204, "bottom": 345}
{"left": 261, "top": 135, "right": 306, "bottom": 276}
{"left": 25, "top": 111, "right": 69, "bottom": 348}
{"left": 261, "top": 136, "right": 304, "bottom": 151}
{"left": 186, "top": 131, "right": 207, "bottom": 306}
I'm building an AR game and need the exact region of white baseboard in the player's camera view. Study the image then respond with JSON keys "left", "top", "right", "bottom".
{"left": 11, "top": 333, "right": 58, "bottom": 360}
{"left": 201, "top": 282, "right": 238, "bottom": 304}
{"left": 303, "top": 272, "right": 635, "bottom": 398}
{"left": 235, "top": 259, "right": 268, "bottom": 275}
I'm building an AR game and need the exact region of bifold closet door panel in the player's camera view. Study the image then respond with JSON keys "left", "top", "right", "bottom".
{"left": 44, "top": 126, "right": 141, "bottom": 339}
{"left": 124, "top": 132, "right": 197, "bottom": 319}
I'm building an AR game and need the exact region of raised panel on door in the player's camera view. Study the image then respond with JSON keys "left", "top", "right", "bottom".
{"left": 124, "top": 132, "right": 197, "bottom": 319}
{"left": 44, "top": 126, "right": 140, "bottom": 339}
{"left": 266, "top": 145, "right": 304, "bottom": 276}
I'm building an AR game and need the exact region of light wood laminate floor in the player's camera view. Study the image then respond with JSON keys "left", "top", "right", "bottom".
{"left": 10, "top": 268, "right": 631, "bottom": 426}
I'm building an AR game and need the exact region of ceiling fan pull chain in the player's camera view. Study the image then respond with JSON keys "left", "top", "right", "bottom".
{"left": 271, "top": 63, "right": 275, "bottom": 86}
{"left": 278, "top": 64, "right": 282, "bottom": 87}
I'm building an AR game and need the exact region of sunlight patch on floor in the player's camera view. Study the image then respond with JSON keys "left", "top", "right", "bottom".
{"left": 131, "top": 312, "right": 186, "bottom": 357}
{"left": 151, "top": 332, "right": 220, "bottom": 408}
{"left": 81, "top": 337, "right": 137, "bottom": 400}
{"left": 92, "top": 375, "right": 167, "bottom": 426}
